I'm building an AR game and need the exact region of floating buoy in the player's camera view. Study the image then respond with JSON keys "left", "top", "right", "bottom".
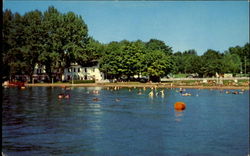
{"left": 174, "top": 102, "right": 186, "bottom": 111}
{"left": 20, "top": 86, "right": 26, "bottom": 89}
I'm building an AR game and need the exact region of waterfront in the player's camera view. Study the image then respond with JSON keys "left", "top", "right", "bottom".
{"left": 2, "top": 87, "right": 249, "bottom": 156}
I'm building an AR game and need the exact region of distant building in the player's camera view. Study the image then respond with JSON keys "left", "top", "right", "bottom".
{"left": 63, "top": 62, "right": 104, "bottom": 81}
{"left": 13, "top": 62, "right": 104, "bottom": 82}
{"left": 33, "top": 64, "right": 61, "bottom": 82}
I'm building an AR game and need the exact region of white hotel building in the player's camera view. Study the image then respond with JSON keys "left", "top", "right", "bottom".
{"left": 63, "top": 63, "right": 104, "bottom": 81}
{"left": 33, "top": 63, "right": 104, "bottom": 82}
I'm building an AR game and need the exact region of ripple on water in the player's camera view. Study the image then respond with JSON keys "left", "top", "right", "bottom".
{"left": 2, "top": 87, "right": 249, "bottom": 156}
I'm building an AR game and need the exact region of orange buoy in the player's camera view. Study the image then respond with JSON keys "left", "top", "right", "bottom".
{"left": 174, "top": 102, "right": 186, "bottom": 111}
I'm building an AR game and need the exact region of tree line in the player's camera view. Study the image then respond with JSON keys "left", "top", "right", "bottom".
{"left": 2, "top": 7, "right": 250, "bottom": 82}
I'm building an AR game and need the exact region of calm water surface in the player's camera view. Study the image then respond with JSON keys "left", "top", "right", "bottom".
{"left": 2, "top": 87, "right": 249, "bottom": 156}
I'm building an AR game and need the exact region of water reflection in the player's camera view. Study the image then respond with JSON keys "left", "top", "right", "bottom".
{"left": 2, "top": 87, "right": 249, "bottom": 156}
{"left": 174, "top": 110, "right": 184, "bottom": 122}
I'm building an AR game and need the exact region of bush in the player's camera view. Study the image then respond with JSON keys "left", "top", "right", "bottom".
{"left": 70, "top": 80, "right": 95, "bottom": 84}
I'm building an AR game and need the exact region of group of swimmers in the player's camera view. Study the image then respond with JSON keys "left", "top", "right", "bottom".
{"left": 58, "top": 86, "right": 245, "bottom": 100}
{"left": 148, "top": 88, "right": 165, "bottom": 97}
{"left": 178, "top": 88, "right": 192, "bottom": 96}
{"left": 58, "top": 93, "right": 70, "bottom": 99}
{"left": 225, "top": 89, "right": 244, "bottom": 95}
{"left": 58, "top": 86, "right": 71, "bottom": 99}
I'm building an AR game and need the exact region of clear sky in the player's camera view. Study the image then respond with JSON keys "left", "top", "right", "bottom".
{"left": 3, "top": 1, "right": 249, "bottom": 55}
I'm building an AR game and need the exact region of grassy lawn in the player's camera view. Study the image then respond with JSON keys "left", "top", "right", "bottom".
{"left": 172, "top": 74, "right": 188, "bottom": 78}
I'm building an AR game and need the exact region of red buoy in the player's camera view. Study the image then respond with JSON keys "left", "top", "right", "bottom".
{"left": 174, "top": 102, "right": 186, "bottom": 111}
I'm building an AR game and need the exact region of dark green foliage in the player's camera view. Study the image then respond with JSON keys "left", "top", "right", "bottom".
{"left": 2, "top": 6, "right": 249, "bottom": 82}
{"left": 99, "top": 39, "right": 174, "bottom": 81}
{"left": 146, "top": 39, "right": 173, "bottom": 55}
{"left": 3, "top": 7, "right": 90, "bottom": 82}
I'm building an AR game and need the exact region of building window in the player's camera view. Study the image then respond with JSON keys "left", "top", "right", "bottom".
{"left": 68, "top": 68, "right": 71, "bottom": 73}
{"left": 85, "top": 68, "right": 87, "bottom": 72}
{"left": 74, "top": 68, "right": 76, "bottom": 72}
{"left": 37, "top": 69, "right": 39, "bottom": 74}
{"left": 78, "top": 68, "right": 81, "bottom": 72}
{"left": 40, "top": 69, "right": 42, "bottom": 73}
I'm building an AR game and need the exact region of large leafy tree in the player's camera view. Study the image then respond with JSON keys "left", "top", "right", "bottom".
{"left": 21, "top": 10, "right": 45, "bottom": 81}
{"left": 79, "top": 37, "right": 104, "bottom": 66}
{"left": 119, "top": 40, "right": 146, "bottom": 79}
{"left": 146, "top": 39, "right": 172, "bottom": 55}
{"left": 200, "top": 49, "right": 223, "bottom": 77}
{"left": 3, "top": 11, "right": 42, "bottom": 81}
{"left": 142, "top": 50, "right": 173, "bottom": 82}
{"left": 172, "top": 51, "right": 185, "bottom": 74}
{"left": 99, "top": 41, "right": 123, "bottom": 78}
{"left": 3, "top": 7, "right": 90, "bottom": 82}
{"left": 221, "top": 53, "right": 241, "bottom": 74}
{"left": 38, "top": 7, "right": 89, "bottom": 81}
{"left": 2, "top": 9, "right": 14, "bottom": 80}
{"left": 173, "top": 50, "right": 202, "bottom": 75}
{"left": 227, "top": 43, "right": 250, "bottom": 74}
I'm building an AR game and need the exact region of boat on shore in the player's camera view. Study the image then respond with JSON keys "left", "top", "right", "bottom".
{"left": 2, "top": 81, "right": 25, "bottom": 87}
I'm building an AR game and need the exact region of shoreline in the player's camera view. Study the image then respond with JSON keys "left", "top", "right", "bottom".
{"left": 24, "top": 83, "right": 249, "bottom": 90}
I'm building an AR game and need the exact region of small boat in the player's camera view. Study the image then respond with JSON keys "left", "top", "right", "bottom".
{"left": 3, "top": 81, "right": 25, "bottom": 87}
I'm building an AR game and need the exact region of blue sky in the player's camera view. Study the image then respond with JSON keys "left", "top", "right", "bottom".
{"left": 3, "top": 1, "right": 249, "bottom": 55}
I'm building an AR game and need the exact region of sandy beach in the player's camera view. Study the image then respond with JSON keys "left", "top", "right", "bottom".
{"left": 24, "top": 82, "right": 249, "bottom": 90}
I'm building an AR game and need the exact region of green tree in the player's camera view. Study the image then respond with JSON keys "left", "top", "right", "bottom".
{"left": 21, "top": 10, "right": 45, "bottom": 81}
{"left": 200, "top": 49, "right": 223, "bottom": 77}
{"left": 3, "top": 9, "right": 14, "bottom": 80}
{"left": 120, "top": 40, "right": 146, "bottom": 79}
{"left": 146, "top": 39, "right": 172, "bottom": 55}
{"left": 225, "top": 43, "right": 249, "bottom": 75}
{"left": 4, "top": 8, "right": 55, "bottom": 82}
{"left": 222, "top": 53, "right": 241, "bottom": 74}
{"left": 173, "top": 52, "right": 185, "bottom": 74}
{"left": 142, "top": 50, "right": 173, "bottom": 82}
{"left": 99, "top": 41, "right": 123, "bottom": 78}
{"left": 39, "top": 6, "right": 89, "bottom": 81}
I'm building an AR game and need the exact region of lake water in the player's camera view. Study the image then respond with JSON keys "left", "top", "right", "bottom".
{"left": 2, "top": 87, "right": 249, "bottom": 156}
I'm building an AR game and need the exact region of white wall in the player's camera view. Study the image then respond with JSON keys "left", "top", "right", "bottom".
{"left": 63, "top": 65, "right": 104, "bottom": 81}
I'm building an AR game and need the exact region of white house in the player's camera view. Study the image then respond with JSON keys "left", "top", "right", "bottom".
{"left": 63, "top": 63, "right": 104, "bottom": 81}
